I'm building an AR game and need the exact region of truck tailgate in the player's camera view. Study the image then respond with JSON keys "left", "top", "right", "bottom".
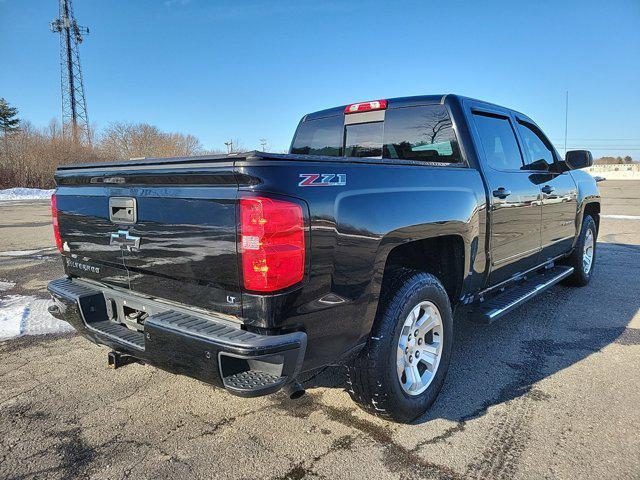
{"left": 55, "top": 158, "right": 241, "bottom": 316}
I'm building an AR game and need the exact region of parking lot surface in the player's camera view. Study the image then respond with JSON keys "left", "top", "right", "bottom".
{"left": 1, "top": 181, "right": 639, "bottom": 479}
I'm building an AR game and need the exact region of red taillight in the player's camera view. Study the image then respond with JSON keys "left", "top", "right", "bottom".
{"left": 51, "top": 194, "right": 64, "bottom": 254}
{"left": 240, "top": 196, "right": 305, "bottom": 292}
{"left": 344, "top": 99, "right": 388, "bottom": 114}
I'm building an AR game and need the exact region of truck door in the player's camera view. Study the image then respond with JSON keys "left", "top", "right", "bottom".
{"left": 469, "top": 108, "right": 542, "bottom": 286}
{"left": 514, "top": 118, "right": 578, "bottom": 260}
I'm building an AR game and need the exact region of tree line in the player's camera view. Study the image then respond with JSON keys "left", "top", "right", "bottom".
{"left": 0, "top": 98, "right": 239, "bottom": 189}
{"left": 593, "top": 155, "right": 635, "bottom": 165}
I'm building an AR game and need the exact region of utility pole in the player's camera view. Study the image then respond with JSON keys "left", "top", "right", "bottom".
{"left": 51, "top": 0, "right": 90, "bottom": 144}
{"left": 564, "top": 91, "right": 569, "bottom": 155}
{"left": 225, "top": 140, "right": 233, "bottom": 154}
{"left": 259, "top": 138, "right": 267, "bottom": 151}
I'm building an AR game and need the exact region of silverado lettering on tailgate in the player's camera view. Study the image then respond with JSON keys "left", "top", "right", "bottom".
{"left": 66, "top": 258, "right": 101, "bottom": 274}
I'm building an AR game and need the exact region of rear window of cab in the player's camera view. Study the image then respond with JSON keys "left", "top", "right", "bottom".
{"left": 290, "top": 104, "right": 461, "bottom": 164}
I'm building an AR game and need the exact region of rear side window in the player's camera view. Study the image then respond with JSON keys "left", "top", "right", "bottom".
{"left": 472, "top": 113, "right": 524, "bottom": 171}
{"left": 383, "top": 105, "right": 461, "bottom": 163}
{"left": 290, "top": 115, "right": 343, "bottom": 156}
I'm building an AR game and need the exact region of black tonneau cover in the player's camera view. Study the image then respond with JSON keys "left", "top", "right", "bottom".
{"left": 56, "top": 150, "right": 465, "bottom": 173}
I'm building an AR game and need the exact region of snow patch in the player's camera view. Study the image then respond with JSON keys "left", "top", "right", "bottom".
{"left": 0, "top": 188, "right": 54, "bottom": 201}
{"left": 0, "top": 294, "right": 74, "bottom": 341}
{"left": 0, "top": 281, "right": 16, "bottom": 292}
{"left": 0, "top": 248, "right": 56, "bottom": 257}
{"left": 0, "top": 250, "right": 43, "bottom": 257}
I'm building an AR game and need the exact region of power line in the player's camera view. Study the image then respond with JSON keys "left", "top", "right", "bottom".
{"left": 551, "top": 138, "right": 640, "bottom": 142}
{"left": 555, "top": 146, "right": 640, "bottom": 151}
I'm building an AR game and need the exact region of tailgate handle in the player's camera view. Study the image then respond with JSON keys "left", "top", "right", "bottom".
{"left": 109, "top": 197, "right": 137, "bottom": 224}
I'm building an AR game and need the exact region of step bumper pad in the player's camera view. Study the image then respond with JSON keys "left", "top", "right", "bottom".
{"left": 48, "top": 277, "right": 307, "bottom": 397}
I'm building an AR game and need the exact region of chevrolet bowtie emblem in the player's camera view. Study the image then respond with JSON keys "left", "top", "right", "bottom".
{"left": 110, "top": 230, "right": 141, "bottom": 252}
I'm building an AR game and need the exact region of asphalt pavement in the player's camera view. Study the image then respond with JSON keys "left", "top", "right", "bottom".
{"left": 0, "top": 181, "right": 638, "bottom": 479}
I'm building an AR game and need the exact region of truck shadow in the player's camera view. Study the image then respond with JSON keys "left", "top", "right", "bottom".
{"left": 302, "top": 242, "right": 640, "bottom": 425}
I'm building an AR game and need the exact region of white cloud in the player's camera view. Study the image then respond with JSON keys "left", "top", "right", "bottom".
{"left": 164, "top": 0, "right": 191, "bottom": 7}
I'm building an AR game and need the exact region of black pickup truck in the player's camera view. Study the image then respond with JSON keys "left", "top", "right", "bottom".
{"left": 48, "top": 94, "right": 600, "bottom": 422}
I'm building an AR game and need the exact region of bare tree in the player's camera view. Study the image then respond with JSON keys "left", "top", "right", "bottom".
{"left": 0, "top": 119, "right": 101, "bottom": 188}
{"left": 425, "top": 110, "right": 451, "bottom": 144}
{"left": 0, "top": 119, "right": 208, "bottom": 189}
{"left": 99, "top": 122, "right": 202, "bottom": 160}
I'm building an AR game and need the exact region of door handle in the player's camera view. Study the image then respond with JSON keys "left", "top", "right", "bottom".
{"left": 492, "top": 187, "right": 511, "bottom": 199}
{"left": 541, "top": 185, "right": 555, "bottom": 195}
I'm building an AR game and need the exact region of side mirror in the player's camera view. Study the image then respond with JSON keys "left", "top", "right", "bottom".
{"left": 565, "top": 150, "right": 593, "bottom": 170}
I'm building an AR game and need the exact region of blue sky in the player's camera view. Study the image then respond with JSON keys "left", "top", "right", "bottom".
{"left": 1, "top": 0, "right": 639, "bottom": 157}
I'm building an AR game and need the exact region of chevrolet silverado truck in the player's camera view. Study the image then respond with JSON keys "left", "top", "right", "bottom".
{"left": 47, "top": 94, "right": 600, "bottom": 422}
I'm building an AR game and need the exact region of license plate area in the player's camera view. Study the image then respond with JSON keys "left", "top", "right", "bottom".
{"left": 104, "top": 291, "right": 158, "bottom": 332}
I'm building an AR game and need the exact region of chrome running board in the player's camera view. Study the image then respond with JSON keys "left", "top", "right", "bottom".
{"left": 471, "top": 266, "right": 574, "bottom": 324}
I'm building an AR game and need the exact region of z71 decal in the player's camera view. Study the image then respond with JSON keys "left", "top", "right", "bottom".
{"left": 298, "top": 173, "right": 347, "bottom": 187}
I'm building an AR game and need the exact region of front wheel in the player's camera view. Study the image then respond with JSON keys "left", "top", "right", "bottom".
{"left": 562, "top": 214, "right": 597, "bottom": 286}
{"left": 346, "top": 271, "right": 453, "bottom": 423}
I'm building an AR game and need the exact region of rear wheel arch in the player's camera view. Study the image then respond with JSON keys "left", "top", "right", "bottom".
{"left": 369, "top": 235, "right": 466, "bottom": 329}
{"left": 385, "top": 235, "right": 465, "bottom": 298}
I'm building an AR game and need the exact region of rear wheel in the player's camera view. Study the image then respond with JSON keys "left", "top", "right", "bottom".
{"left": 346, "top": 270, "right": 453, "bottom": 423}
{"left": 562, "top": 214, "right": 597, "bottom": 286}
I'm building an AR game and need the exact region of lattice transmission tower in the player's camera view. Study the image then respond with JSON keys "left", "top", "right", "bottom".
{"left": 50, "top": 0, "right": 90, "bottom": 143}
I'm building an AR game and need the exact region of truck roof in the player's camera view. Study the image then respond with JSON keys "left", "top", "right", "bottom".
{"left": 304, "top": 94, "right": 447, "bottom": 120}
{"left": 303, "top": 94, "right": 527, "bottom": 121}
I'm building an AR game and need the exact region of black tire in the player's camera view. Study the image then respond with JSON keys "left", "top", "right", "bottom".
{"left": 562, "top": 214, "right": 597, "bottom": 286}
{"left": 345, "top": 270, "right": 453, "bottom": 423}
